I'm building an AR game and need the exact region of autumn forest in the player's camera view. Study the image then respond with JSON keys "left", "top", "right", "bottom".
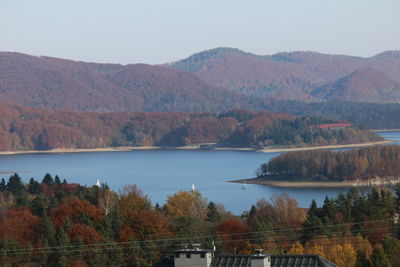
{"left": 0, "top": 104, "right": 382, "bottom": 151}
{"left": 0, "top": 173, "right": 400, "bottom": 266}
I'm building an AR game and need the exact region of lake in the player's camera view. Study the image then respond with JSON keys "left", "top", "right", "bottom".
{"left": 1, "top": 131, "right": 399, "bottom": 214}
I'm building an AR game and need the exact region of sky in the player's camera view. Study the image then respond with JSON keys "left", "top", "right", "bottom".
{"left": 1, "top": 0, "right": 399, "bottom": 64}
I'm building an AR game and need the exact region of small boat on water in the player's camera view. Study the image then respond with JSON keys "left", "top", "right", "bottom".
{"left": 241, "top": 181, "right": 247, "bottom": 191}
{"left": 96, "top": 179, "right": 101, "bottom": 187}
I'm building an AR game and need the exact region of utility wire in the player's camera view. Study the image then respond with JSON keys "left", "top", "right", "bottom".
{"left": 1, "top": 222, "right": 396, "bottom": 255}
{"left": 1, "top": 218, "right": 393, "bottom": 253}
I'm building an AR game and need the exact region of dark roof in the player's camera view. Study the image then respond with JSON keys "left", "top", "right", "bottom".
{"left": 152, "top": 255, "right": 174, "bottom": 267}
{"left": 212, "top": 255, "right": 252, "bottom": 266}
{"left": 152, "top": 254, "right": 338, "bottom": 267}
{"left": 271, "top": 255, "right": 338, "bottom": 267}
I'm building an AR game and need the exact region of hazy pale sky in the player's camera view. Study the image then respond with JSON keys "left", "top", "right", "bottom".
{"left": 1, "top": 0, "right": 399, "bottom": 64}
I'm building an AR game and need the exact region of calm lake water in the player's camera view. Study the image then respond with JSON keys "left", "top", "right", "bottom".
{"left": 1, "top": 131, "right": 399, "bottom": 214}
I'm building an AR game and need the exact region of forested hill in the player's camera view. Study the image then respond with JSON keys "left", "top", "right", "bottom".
{"left": 169, "top": 48, "right": 400, "bottom": 103}
{"left": 0, "top": 52, "right": 266, "bottom": 113}
{"left": 2, "top": 49, "right": 400, "bottom": 113}
{"left": 3, "top": 51, "right": 400, "bottom": 129}
{"left": 257, "top": 145, "right": 400, "bottom": 182}
{"left": 0, "top": 105, "right": 381, "bottom": 151}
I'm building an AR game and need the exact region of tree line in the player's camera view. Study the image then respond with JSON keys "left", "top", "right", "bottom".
{"left": 1, "top": 173, "right": 400, "bottom": 266}
{"left": 0, "top": 105, "right": 381, "bottom": 151}
{"left": 264, "top": 100, "right": 400, "bottom": 130}
{"left": 257, "top": 145, "right": 400, "bottom": 182}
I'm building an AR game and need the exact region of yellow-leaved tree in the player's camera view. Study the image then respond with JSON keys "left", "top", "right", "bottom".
{"left": 286, "top": 241, "right": 304, "bottom": 255}
{"left": 164, "top": 190, "right": 207, "bottom": 219}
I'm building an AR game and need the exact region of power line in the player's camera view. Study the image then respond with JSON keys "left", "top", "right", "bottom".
{"left": 1, "top": 221, "right": 396, "bottom": 255}
{"left": 1, "top": 218, "right": 393, "bottom": 253}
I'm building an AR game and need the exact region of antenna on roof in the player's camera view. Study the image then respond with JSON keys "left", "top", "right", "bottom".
{"left": 192, "top": 243, "right": 201, "bottom": 250}
{"left": 254, "top": 249, "right": 264, "bottom": 256}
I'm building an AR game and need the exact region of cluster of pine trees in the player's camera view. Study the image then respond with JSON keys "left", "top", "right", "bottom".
{"left": 1, "top": 173, "right": 400, "bottom": 266}
{"left": 257, "top": 145, "right": 400, "bottom": 182}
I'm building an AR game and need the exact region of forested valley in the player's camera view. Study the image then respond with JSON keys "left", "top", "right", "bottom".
{"left": 1, "top": 173, "right": 400, "bottom": 266}
{"left": 257, "top": 145, "right": 400, "bottom": 182}
{"left": 0, "top": 105, "right": 381, "bottom": 151}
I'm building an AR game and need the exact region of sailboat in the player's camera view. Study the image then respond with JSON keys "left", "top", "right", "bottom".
{"left": 96, "top": 179, "right": 101, "bottom": 187}
{"left": 241, "top": 180, "right": 247, "bottom": 191}
{"left": 191, "top": 183, "right": 196, "bottom": 191}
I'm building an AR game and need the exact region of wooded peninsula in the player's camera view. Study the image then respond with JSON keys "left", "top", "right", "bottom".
{"left": 0, "top": 105, "right": 382, "bottom": 152}
{"left": 256, "top": 145, "right": 400, "bottom": 183}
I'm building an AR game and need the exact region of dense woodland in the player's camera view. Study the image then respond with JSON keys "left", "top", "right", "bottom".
{"left": 257, "top": 145, "right": 400, "bottom": 182}
{"left": 2, "top": 51, "right": 400, "bottom": 130}
{"left": 264, "top": 101, "right": 400, "bottom": 130}
{"left": 0, "top": 173, "right": 400, "bottom": 266}
{"left": 0, "top": 105, "right": 381, "bottom": 151}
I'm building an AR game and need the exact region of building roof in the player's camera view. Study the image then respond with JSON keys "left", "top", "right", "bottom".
{"left": 212, "top": 255, "right": 252, "bottom": 266}
{"left": 152, "top": 255, "right": 174, "bottom": 267}
{"left": 271, "top": 255, "right": 338, "bottom": 267}
{"left": 316, "top": 123, "right": 352, "bottom": 129}
{"left": 152, "top": 254, "right": 338, "bottom": 267}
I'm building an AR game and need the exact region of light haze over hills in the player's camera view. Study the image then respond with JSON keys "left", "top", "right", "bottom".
{"left": 1, "top": 48, "right": 400, "bottom": 113}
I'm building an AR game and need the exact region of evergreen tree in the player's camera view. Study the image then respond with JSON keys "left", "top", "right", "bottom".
{"left": 28, "top": 178, "right": 41, "bottom": 194}
{"left": 206, "top": 202, "right": 221, "bottom": 223}
{"left": 355, "top": 250, "right": 371, "bottom": 267}
{"left": 302, "top": 200, "right": 324, "bottom": 240}
{"left": 6, "top": 173, "right": 24, "bottom": 195}
{"left": 247, "top": 205, "right": 257, "bottom": 226}
{"left": 0, "top": 178, "right": 6, "bottom": 191}
{"left": 54, "top": 175, "right": 61, "bottom": 185}
{"left": 42, "top": 173, "right": 54, "bottom": 186}
{"left": 41, "top": 214, "right": 57, "bottom": 245}
{"left": 370, "top": 246, "right": 391, "bottom": 267}
{"left": 31, "top": 194, "right": 49, "bottom": 217}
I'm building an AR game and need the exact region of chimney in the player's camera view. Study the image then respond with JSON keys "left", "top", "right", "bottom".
{"left": 174, "top": 244, "right": 212, "bottom": 267}
{"left": 251, "top": 249, "right": 271, "bottom": 267}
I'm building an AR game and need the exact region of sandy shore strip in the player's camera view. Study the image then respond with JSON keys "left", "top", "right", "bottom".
{"left": 0, "top": 140, "right": 394, "bottom": 156}
{"left": 0, "top": 146, "right": 205, "bottom": 155}
{"left": 372, "top": 129, "right": 400, "bottom": 132}
{"left": 256, "top": 140, "right": 393, "bottom": 153}
{"left": 229, "top": 177, "right": 400, "bottom": 188}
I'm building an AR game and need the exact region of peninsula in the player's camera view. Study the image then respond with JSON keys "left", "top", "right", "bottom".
{"left": 238, "top": 145, "right": 400, "bottom": 187}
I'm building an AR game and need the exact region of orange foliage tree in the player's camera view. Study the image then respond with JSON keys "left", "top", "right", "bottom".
{"left": 119, "top": 185, "right": 171, "bottom": 240}
{"left": 215, "top": 218, "right": 250, "bottom": 253}
{"left": 50, "top": 197, "right": 103, "bottom": 228}
{"left": 68, "top": 223, "right": 103, "bottom": 244}
{"left": 0, "top": 207, "right": 40, "bottom": 246}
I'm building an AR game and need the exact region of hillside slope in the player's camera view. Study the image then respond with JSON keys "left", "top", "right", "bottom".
{"left": 170, "top": 48, "right": 400, "bottom": 102}
{"left": 0, "top": 52, "right": 265, "bottom": 112}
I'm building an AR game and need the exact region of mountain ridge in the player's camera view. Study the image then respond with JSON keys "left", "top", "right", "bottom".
{"left": 1, "top": 48, "right": 400, "bottom": 113}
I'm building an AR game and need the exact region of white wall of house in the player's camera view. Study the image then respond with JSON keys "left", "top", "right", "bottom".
{"left": 174, "top": 251, "right": 212, "bottom": 267}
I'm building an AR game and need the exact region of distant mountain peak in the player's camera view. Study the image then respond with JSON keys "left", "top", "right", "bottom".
{"left": 372, "top": 50, "right": 400, "bottom": 59}
{"left": 169, "top": 47, "right": 257, "bottom": 71}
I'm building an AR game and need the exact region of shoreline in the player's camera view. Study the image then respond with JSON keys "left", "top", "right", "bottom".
{"left": 230, "top": 177, "right": 400, "bottom": 188}
{"left": 256, "top": 140, "right": 393, "bottom": 153}
{"left": 372, "top": 129, "right": 400, "bottom": 132}
{"left": 0, "top": 140, "right": 394, "bottom": 156}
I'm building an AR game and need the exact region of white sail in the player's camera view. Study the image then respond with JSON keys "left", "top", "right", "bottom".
{"left": 96, "top": 179, "right": 101, "bottom": 187}
{"left": 241, "top": 181, "right": 247, "bottom": 191}
{"left": 191, "top": 183, "right": 196, "bottom": 191}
